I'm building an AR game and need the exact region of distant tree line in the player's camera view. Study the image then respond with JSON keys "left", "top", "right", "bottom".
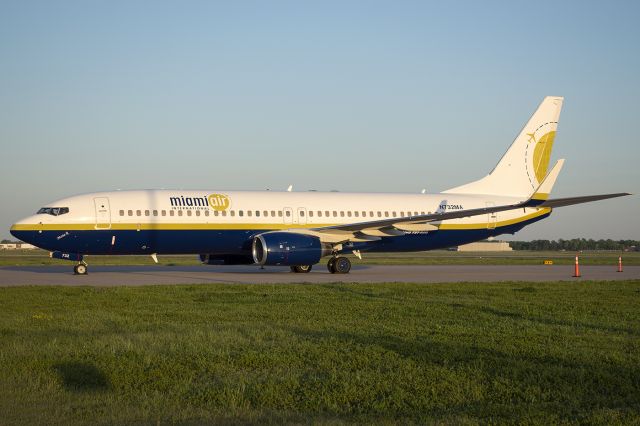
{"left": 510, "top": 239, "right": 639, "bottom": 251}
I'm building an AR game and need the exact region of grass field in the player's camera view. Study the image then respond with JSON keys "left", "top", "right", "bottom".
{"left": 1, "top": 249, "right": 639, "bottom": 267}
{"left": 1, "top": 281, "right": 639, "bottom": 424}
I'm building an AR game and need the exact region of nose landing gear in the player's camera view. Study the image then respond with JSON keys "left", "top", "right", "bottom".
{"left": 73, "top": 261, "right": 88, "bottom": 275}
{"left": 50, "top": 251, "right": 88, "bottom": 275}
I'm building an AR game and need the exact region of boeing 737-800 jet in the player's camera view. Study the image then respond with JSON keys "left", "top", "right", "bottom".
{"left": 10, "top": 97, "right": 629, "bottom": 274}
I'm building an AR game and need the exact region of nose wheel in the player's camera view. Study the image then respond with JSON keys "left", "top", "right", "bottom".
{"left": 73, "top": 262, "right": 88, "bottom": 275}
{"left": 328, "top": 256, "right": 351, "bottom": 274}
{"left": 290, "top": 265, "right": 313, "bottom": 273}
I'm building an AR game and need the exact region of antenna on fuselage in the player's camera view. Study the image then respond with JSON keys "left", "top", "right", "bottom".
{"left": 287, "top": 185, "right": 293, "bottom": 192}
{"left": 421, "top": 189, "right": 427, "bottom": 194}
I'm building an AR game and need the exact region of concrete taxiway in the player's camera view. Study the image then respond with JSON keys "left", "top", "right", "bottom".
{"left": 0, "top": 264, "right": 638, "bottom": 286}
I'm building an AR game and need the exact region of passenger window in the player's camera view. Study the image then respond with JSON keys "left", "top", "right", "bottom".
{"left": 196, "top": 210, "right": 200, "bottom": 216}
{"left": 153, "top": 210, "right": 158, "bottom": 216}
{"left": 178, "top": 210, "right": 183, "bottom": 216}
{"left": 255, "top": 211, "right": 260, "bottom": 217}
{"left": 377, "top": 211, "right": 381, "bottom": 217}
{"left": 362, "top": 211, "right": 366, "bottom": 217}
{"left": 347, "top": 211, "right": 352, "bottom": 217}
{"left": 400, "top": 212, "right": 404, "bottom": 217}
{"left": 271, "top": 210, "right": 276, "bottom": 217}
{"left": 333, "top": 211, "right": 337, "bottom": 217}
{"left": 214, "top": 211, "right": 219, "bottom": 216}
{"left": 264, "top": 210, "right": 268, "bottom": 217}
{"left": 393, "top": 211, "right": 397, "bottom": 217}
{"left": 247, "top": 211, "right": 252, "bottom": 217}
{"left": 278, "top": 211, "right": 282, "bottom": 217}
{"left": 309, "top": 211, "right": 313, "bottom": 217}
{"left": 385, "top": 211, "right": 389, "bottom": 217}
{"left": 136, "top": 210, "right": 141, "bottom": 216}
{"left": 300, "top": 211, "right": 305, "bottom": 217}
{"left": 285, "top": 210, "right": 290, "bottom": 217}
{"left": 421, "top": 211, "right": 425, "bottom": 215}
{"left": 170, "top": 210, "right": 175, "bottom": 216}
{"left": 119, "top": 210, "right": 124, "bottom": 216}
{"left": 128, "top": 210, "right": 133, "bottom": 216}
{"left": 317, "top": 211, "right": 322, "bottom": 217}
{"left": 145, "top": 210, "right": 150, "bottom": 216}
{"left": 205, "top": 210, "right": 209, "bottom": 216}
{"left": 187, "top": 210, "right": 192, "bottom": 216}
{"left": 369, "top": 211, "right": 374, "bottom": 217}
{"left": 230, "top": 210, "right": 235, "bottom": 217}
{"left": 239, "top": 210, "right": 244, "bottom": 217}
{"left": 221, "top": 211, "right": 226, "bottom": 217}
{"left": 340, "top": 211, "right": 344, "bottom": 217}
{"left": 161, "top": 210, "right": 166, "bottom": 216}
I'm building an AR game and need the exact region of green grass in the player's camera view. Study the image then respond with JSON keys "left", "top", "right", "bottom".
{"left": 1, "top": 281, "right": 639, "bottom": 424}
{"left": 1, "top": 249, "right": 639, "bottom": 266}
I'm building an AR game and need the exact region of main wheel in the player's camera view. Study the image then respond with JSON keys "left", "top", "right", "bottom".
{"left": 327, "top": 257, "right": 337, "bottom": 273}
{"left": 290, "top": 265, "right": 312, "bottom": 273}
{"left": 333, "top": 257, "right": 351, "bottom": 274}
{"left": 74, "top": 264, "right": 88, "bottom": 275}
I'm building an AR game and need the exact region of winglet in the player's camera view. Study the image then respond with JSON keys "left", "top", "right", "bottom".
{"left": 528, "top": 159, "right": 564, "bottom": 205}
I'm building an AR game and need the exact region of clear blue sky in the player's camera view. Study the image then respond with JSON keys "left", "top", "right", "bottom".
{"left": 1, "top": 1, "right": 638, "bottom": 240}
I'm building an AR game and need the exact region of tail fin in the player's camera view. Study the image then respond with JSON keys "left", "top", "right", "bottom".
{"left": 443, "top": 96, "right": 564, "bottom": 198}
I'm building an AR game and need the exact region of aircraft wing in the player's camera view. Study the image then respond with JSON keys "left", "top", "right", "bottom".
{"left": 540, "top": 193, "right": 631, "bottom": 208}
{"left": 291, "top": 159, "right": 630, "bottom": 244}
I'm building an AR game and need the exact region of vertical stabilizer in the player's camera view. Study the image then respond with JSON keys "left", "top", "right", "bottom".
{"left": 443, "top": 96, "right": 563, "bottom": 198}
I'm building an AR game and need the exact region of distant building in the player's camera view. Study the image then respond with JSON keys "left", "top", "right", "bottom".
{"left": 457, "top": 241, "right": 513, "bottom": 252}
{"left": 0, "top": 243, "right": 37, "bottom": 250}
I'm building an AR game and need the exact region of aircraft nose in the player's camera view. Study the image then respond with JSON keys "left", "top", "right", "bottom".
{"left": 10, "top": 216, "right": 38, "bottom": 244}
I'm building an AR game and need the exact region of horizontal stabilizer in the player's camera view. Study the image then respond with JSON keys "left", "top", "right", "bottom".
{"left": 541, "top": 193, "right": 631, "bottom": 208}
{"left": 534, "top": 159, "right": 564, "bottom": 199}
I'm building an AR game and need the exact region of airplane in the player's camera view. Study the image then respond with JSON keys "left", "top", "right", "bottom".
{"left": 10, "top": 96, "right": 630, "bottom": 275}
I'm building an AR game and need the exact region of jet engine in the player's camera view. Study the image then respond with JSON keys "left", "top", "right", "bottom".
{"left": 252, "top": 232, "right": 331, "bottom": 266}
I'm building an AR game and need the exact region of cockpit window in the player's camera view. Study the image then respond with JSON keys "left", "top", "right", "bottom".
{"left": 37, "top": 207, "right": 69, "bottom": 216}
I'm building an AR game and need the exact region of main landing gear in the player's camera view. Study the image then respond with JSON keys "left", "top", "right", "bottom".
{"left": 288, "top": 256, "right": 352, "bottom": 274}
{"left": 73, "top": 262, "right": 88, "bottom": 275}
{"left": 327, "top": 256, "right": 351, "bottom": 274}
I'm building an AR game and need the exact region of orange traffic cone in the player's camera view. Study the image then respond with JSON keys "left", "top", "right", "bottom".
{"left": 573, "top": 255, "right": 581, "bottom": 278}
{"left": 618, "top": 256, "right": 623, "bottom": 273}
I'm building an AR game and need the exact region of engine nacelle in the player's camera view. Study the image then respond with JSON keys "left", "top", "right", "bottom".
{"left": 199, "top": 254, "right": 254, "bottom": 265}
{"left": 252, "top": 232, "right": 331, "bottom": 266}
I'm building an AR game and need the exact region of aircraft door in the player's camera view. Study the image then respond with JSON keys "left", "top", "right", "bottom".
{"left": 283, "top": 207, "right": 293, "bottom": 225}
{"left": 297, "top": 207, "right": 307, "bottom": 225}
{"left": 486, "top": 202, "right": 497, "bottom": 229}
{"left": 94, "top": 197, "right": 111, "bottom": 229}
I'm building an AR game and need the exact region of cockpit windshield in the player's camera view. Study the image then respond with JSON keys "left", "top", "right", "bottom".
{"left": 37, "top": 207, "right": 70, "bottom": 216}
